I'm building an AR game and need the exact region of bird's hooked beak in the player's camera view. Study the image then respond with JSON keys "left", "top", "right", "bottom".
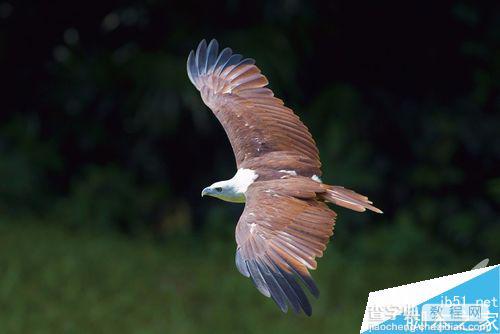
{"left": 201, "top": 187, "right": 211, "bottom": 197}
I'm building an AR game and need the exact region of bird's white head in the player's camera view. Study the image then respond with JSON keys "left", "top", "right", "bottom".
{"left": 201, "top": 168, "right": 258, "bottom": 203}
{"left": 201, "top": 180, "right": 245, "bottom": 203}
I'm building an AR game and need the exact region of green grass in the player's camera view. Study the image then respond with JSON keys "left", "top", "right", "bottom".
{"left": 0, "top": 220, "right": 467, "bottom": 333}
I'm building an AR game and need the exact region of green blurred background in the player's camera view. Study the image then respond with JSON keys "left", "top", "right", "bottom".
{"left": 1, "top": 0, "right": 499, "bottom": 333}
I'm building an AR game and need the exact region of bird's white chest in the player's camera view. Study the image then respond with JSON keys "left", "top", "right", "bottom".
{"left": 231, "top": 168, "right": 258, "bottom": 193}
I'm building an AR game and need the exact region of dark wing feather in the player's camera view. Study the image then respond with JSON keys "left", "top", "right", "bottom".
{"left": 235, "top": 178, "right": 336, "bottom": 315}
{"left": 187, "top": 39, "right": 321, "bottom": 173}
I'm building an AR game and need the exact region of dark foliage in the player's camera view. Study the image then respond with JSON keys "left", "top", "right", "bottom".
{"left": 1, "top": 1, "right": 499, "bottom": 258}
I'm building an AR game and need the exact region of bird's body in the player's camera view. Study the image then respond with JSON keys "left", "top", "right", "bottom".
{"left": 188, "top": 39, "right": 381, "bottom": 316}
{"left": 202, "top": 167, "right": 323, "bottom": 203}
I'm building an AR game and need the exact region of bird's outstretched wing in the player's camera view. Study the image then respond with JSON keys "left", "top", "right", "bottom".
{"left": 234, "top": 178, "right": 336, "bottom": 315}
{"left": 187, "top": 39, "right": 320, "bottom": 173}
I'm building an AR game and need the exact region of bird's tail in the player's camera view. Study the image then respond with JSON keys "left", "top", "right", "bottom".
{"left": 320, "top": 185, "right": 383, "bottom": 214}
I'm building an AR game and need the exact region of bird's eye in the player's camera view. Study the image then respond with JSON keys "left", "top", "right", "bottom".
{"left": 215, "top": 187, "right": 223, "bottom": 192}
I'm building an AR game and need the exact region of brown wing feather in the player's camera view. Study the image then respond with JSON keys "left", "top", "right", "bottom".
{"left": 234, "top": 178, "right": 336, "bottom": 316}
{"left": 187, "top": 39, "right": 320, "bottom": 171}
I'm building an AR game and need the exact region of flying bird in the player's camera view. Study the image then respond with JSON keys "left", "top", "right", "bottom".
{"left": 187, "top": 39, "right": 381, "bottom": 316}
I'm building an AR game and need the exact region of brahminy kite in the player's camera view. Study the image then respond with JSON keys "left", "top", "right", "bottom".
{"left": 187, "top": 39, "right": 381, "bottom": 316}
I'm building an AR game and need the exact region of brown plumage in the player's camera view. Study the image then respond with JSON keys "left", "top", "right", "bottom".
{"left": 188, "top": 39, "right": 381, "bottom": 315}
{"left": 187, "top": 40, "right": 320, "bottom": 172}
